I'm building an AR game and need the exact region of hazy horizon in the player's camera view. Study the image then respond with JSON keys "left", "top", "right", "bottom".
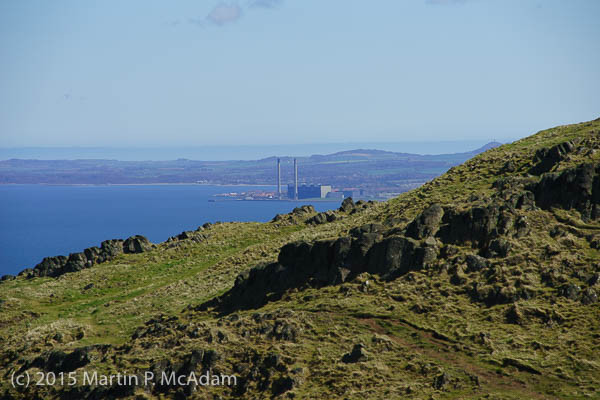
{"left": 0, "top": 138, "right": 511, "bottom": 161}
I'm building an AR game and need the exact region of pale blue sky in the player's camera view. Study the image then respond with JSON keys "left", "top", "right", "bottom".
{"left": 0, "top": 0, "right": 599, "bottom": 147}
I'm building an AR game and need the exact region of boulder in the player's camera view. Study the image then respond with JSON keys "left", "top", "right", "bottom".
{"left": 530, "top": 163, "right": 599, "bottom": 221}
{"left": 324, "top": 211, "right": 338, "bottom": 222}
{"left": 350, "top": 223, "right": 385, "bottom": 237}
{"left": 485, "top": 238, "right": 512, "bottom": 258}
{"left": 438, "top": 205, "right": 501, "bottom": 247}
{"left": 41, "top": 348, "right": 90, "bottom": 373}
{"left": 433, "top": 372, "right": 450, "bottom": 390}
{"left": 291, "top": 205, "right": 315, "bottom": 216}
{"left": 342, "top": 344, "right": 368, "bottom": 363}
{"left": 339, "top": 197, "right": 355, "bottom": 212}
{"left": 123, "top": 235, "right": 152, "bottom": 254}
{"left": 307, "top": 212, "right": 328, "bottom": 225}
{"left": 32, "top": 256, "right": 68, "bottom": 277}
{"left": 558, "top": 283, "right": 581, "bottom": 300}
{"left": 0, "top": 274, "right": 15, "bottom": 282}
{"left": 405, "top": 204, "right": 444, "bottom": 239}
{"left": 529, "top": 140, "right": 574, "bottom": 175}
{"left": 63, "top": 253, "right": 88, "bottom": 274}
{"left": 366, "top": 236, "right": 424, "bottom": 279}
{"left": 581, "top": 288, "right": 598, "bottom": 305}
{"left": 100, "top": 239, "right": 124, "bottom": 257}
{"left": 466, "top": 254, "right": 489, "bottom": 272}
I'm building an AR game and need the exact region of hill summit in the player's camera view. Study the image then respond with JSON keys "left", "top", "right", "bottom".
{"left": 1, "top": 119, "right": 599, "bottom": 399}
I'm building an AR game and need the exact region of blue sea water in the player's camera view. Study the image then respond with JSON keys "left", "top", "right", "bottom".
{"left": 0, "top": 185, "right": 340, "bottom": 276}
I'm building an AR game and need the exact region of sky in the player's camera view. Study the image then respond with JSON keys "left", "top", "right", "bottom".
{"left": 0, "top": 0, "right": 599, "bottom": 148}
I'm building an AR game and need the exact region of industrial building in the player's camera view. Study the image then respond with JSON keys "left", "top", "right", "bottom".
{"left": 288, "top": 184, "right": 332, "bottom": 199}
{"left": 276, "top": 158, "right": 332, "bottom": 199}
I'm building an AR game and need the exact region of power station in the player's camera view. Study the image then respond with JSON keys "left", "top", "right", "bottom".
{"left": 276, "top": 158, "right": 332, "bottom": 200}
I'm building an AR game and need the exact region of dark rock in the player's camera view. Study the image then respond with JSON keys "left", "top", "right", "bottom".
{"left": 450, "top": 269, "right": 467, "bottom": 286}
{"left": 588, "top": 273, "right": 600, "bottom": 286}
{"left": 350, "top": 223, "right": 384, "bottom": 237}
{"left": 505, "top": 304, "right": 524, "bottom": 325}
{"left": 1, "top": 274, "right": 15, "bottom": 282}
{"left": 307, "top": 212, "right": 328, "bottom": 225}
{"left": 83, "top": 246, "right": 101, "bottom": 263}
{"left": 123, "top": 235, "right": 152, "bottom": 254}
{"left": 291, "top": 205, "right": 315, "bottom": 216}
{"left": 83, "top": 283, "right": 94, "bottom": 290}
{"left": 485, "top": 238, "right": 512, "bottom": 258}
{"left": 339, "top": 197, "right": 355, "bottom": 212}
{"left": 405, "top": 204, "right": 444, "bottom": 239}
{"left": 529, "top": 140, "right": 574, "bottom": 175}
{"left": 466, "top": 254, "right": 489, "bottom": 272}
{"left": 433, "top": 372, "right": 450, "bottom": 390}
{"left": 366, "top": 236, "right": 425, "bottom": 279}
{"left": 202, "top": 349, "right": 220, "bottom": 369}
{"left": 342, "top": 344, "right": 368, "bottom": 363}
{"left": 32, "top": 256, "right": 68, "bottom": 277}
{"left": 64, "top": 252, "right": 88, "bottom": 273}
{"left": 515, "top": 191, "right": 536, "bottom": 210}
{"left": 324, "top": 211, "right": 338, "bottom": 222}
{"left": 177, "top": 231, "right": 192, "bottom": 240}
{"left": 581, "top": 288, "right": 598, "bottom": 305}
{"left": 502, "top": 358, "right": 541, "bottom": 375}
{"left": 18, "top": 268, "right": 34, "bottom": 278}
{"left": 44, "top": 348, "right": 90, "bottom": 373}
{"left": 502, "top": 160, "right": 516, "bottom": 173}
{"left": 530, "top": 163, "right": 599, "bottom": 221}
{"left": 202, "top": 228, "right": 434, "bottom": 312}
{"left": 588, "top": 235, "right": 600, "bottom": 250}
{"left": 271, "top": 213, "right": 285, "bottom": 222}
{"left": 100, "top": 239, "right": 124, "bottom": 257}
{"left": 438, "top": 205, "right": 501, "bottom": 247}
{"left": 559, "top": 283, "right": 581, "bottom": 300}
{"left": 272, "top": 376, "right": 296, "bottom": 396}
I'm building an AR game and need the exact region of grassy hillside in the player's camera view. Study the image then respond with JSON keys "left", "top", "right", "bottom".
{"left": 1, "top": 119, "right": 599, "bottom": 399}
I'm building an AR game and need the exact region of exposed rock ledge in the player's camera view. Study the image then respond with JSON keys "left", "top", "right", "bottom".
{"left": 2, "top": 235, "right": 153, "bottom": 281}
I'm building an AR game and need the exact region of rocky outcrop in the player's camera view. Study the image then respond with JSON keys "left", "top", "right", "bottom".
{"left": 342, "top": 344, "right": 368, "bottom": 363}
{"left": 123, "top": 235, "right": 152, "bottom": 254}
{"left": 199, "top": 226, "right": 439, "bottom": 313}
{"left": 16, "top": 235, "right": 154, "bottom": 280}
{"left": 307, "top": 211, "right": 338, "bottom": 225}
{"left": 437, "top": 204, "right": 519, "bottom": 248}
{"left": 339, "top": 197, "right": 355, "bottom": 212}
{"left": 405, "top": 204, "right": 444, "bottom": 239}
{"left": 528, "top": 140, "right": 574, "bottom": 175}
{"left": 529, "top": 163, "right": 600, "bottom": 220}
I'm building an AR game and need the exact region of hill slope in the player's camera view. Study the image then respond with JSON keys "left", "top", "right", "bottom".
{"left": 1, "top": 120, "right": 599, "bottom": 399}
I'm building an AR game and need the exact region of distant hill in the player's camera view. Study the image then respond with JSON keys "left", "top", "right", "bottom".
{"left": 0, "top": 143, "right": 502, "bottom": 194}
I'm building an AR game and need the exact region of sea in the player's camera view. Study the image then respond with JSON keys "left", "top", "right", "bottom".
{"left": 0, "top": 184, "right": 340, "bottom": 276}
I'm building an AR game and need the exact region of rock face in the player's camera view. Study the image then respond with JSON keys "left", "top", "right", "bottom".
{"left": 529, "top": 163, "right": 600, "bottom": 221}
{"left": 123, "top": 235, "right": 153, "bottom": 254}
{"left": 307, "top": 211, "right": 337, "bottom": 225}
{"left": 200, "top": 224, "right": 439, "bottom": 313}
{"left": 342, "top": 344, "right": 368, "bottom": 363}
{"left": 16, "top": 235, "right": 153, "bottom": 280}
{"left": 339, "top": 197, "right": 355, "bottom": 212}
{"left": 405, "top": 204, "right": 444, "bottom": 239}
{"left": 529, "top": 140, "right": 574, "bottom": 175}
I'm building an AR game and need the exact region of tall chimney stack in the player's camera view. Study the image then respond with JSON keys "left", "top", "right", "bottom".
{"left": 276, "top": 158, "right": 281, "bottom": 199}
{"left": 294, "top": 158, "right": 298, "bottom": 200}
